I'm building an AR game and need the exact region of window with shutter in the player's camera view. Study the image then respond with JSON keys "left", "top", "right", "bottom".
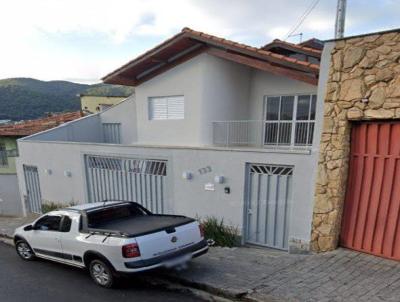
{"left": 148, "top": 96, "right": 184, "bottom": 120}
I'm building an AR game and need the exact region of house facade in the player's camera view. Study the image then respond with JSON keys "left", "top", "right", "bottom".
{"left": 16, "top": 28, "right": 327, "bottom": 253}
{"left": 0, "top": 112, "right": 82, "bottom": 216}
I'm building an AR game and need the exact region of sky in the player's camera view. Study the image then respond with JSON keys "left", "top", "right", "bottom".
{"left": 1, "top": 0, "right": 399, "bottom": 84}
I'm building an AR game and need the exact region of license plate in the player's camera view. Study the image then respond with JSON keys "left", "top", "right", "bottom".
{"left": 164, "top": 254, "right": 191, "bottom": 268}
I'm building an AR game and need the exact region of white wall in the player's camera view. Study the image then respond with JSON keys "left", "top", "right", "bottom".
{"left": 16, "top": 140, "right": 318, "bottom": 251}
{"left": 134, "top": 52, "right": 318, "bottom": 147}
{"left": 134, "top": 54, "right": 204, "bottom": 145}
{"left": 25, "top": 114, "right": 103, "bottom": 143}
{"left": 0, "top": 174, "right": 22, "bottom": 216}
{"left": 199, "top": 55, "right": 251, "bottom": 144}
{"left": 100, "top": 96, "right": 137, "bottom": 144}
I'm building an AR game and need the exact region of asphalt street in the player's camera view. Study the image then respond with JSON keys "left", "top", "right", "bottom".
{"left": 0, "top": 242, "right": 203, "bottom": 302}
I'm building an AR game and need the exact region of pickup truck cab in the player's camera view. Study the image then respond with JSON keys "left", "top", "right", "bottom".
{"left": 14, "top": 201, "right": 208, "bottom": 287}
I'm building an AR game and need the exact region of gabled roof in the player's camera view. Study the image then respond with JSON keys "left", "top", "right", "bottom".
{"left": 102, "top": 27, "right": 320, "bottom": 87}
{"left": 298, "top": 38, "right": 324, "bottom": 50}
{"left": 0, "top": 111, "right": 83, "bottom": 137}
{"left": 261, "top": 39, "right": 322, "bottom": 58}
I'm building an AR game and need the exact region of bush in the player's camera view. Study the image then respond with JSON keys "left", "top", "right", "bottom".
{"left": 201, "top": 217, "right": 239, "bottom": 247}
{"left": 41, "top": 201, "right": 76, "bottom": 214}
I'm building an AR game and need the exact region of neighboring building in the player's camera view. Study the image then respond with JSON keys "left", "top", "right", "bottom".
{"left": 80, "top": 94, "right": 128, "bottom": 114}
{"left": 0, "top": 112, "right": 82, "bottom": 216}
{"left": 16, "top": 27, "right": 323, "bottom": 253}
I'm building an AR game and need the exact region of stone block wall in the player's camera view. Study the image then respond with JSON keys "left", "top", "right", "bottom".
{"left": 311, "top": 30, "right": 400, "bottom": 252}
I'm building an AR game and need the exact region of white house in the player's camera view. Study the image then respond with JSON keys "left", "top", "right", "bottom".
{"left": 16, "top": 28, "right": 328, "bottom": 253}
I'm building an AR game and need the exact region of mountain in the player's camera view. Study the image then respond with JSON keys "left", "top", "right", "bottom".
{"left": 0, "top": 78, "right": 134, "bottom": 121}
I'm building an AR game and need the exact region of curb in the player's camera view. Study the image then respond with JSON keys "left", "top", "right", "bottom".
{"left": 158, "top": 273, "right": 265, "bottom": 302}
{"left": 0, "top": 235, "right": 14, "bottom": 246}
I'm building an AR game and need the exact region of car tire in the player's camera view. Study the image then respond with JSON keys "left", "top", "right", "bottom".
{"left": 89, "top": 259, "right": 115, "bottom": 288}
{"left": 15, "top": 240, "right": 35, "bottom": 261}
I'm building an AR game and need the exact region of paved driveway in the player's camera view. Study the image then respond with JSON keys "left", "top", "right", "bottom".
{"left": 0, "top": 242, "right": 203, "bottom": 302}
{"left": 167, "top": 246, "right": 400, "bottom": 301}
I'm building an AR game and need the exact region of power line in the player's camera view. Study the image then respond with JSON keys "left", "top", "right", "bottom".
{"left": 285, "top": 0, "right": 321, "bottom": 41}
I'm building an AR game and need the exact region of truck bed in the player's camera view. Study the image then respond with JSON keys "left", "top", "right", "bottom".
{"left": 89, "top": 215, "right": 195, "bottom": 237}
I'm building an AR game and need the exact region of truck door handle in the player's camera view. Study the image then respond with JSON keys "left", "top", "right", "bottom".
{"left": 166, "top": 227, "right": 176, "bottom": 234}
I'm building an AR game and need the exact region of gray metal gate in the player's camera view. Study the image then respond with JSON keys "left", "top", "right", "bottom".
{"left": 244, "top": 164, "right": 293, "bottom": 250}
{"left": 85, "top": 155, "right": 167, "bottom": 213}
{"left": 23, "top": 165, "right": 42, "bottom": 214}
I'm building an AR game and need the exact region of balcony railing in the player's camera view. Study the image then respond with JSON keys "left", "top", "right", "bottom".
{"left": 212, "top": 120, "right": 314, "bottom": 148}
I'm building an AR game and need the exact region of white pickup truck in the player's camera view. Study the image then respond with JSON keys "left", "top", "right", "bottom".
{"left": 13, "top": 201, "right": 208, "bottom": 288}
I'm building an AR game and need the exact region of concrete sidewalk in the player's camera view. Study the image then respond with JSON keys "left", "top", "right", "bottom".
{"left": 0, "top": 215, "right": 37, "bottom": 239}
{"left": 2, "top": 216, "right": 400, "bottom": 301}
{"left": 163, "top": 246, "right": 400, "bottom": 302}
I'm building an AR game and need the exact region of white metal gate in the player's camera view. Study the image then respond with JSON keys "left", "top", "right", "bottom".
{"left": 244, "top": 164, "right": 293, "bottom": 250}
{"left": 85, "top": 155, "right": 167, "bottom": 213}
{"left": 23, "top": 165, "right": 42, "bottom": 214}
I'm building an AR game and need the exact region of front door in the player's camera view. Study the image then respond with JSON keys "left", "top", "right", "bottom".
{"left": 29, "top": 215, "right": 63, "bottom": 257}
{"left": 244, "top": 164, "right": 293, "bottom": 250}
{"left": 23, "top": 165, "right": 42, "bottom": 214}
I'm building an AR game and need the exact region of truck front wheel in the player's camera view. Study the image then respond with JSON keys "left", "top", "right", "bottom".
{"left": 89, "top": 259, "right": 115, "bottom": 288}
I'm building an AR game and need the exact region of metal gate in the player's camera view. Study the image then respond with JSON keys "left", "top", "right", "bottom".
{"left": 341, "top": 122, "right": 400, "bottom": 260}
{"left": 244, "top": 164, "right": 293, "bottom": 250}
{"left": 85, "top": 155, "right": 167, "bottom": 213}
{"left": 23, "top": 165, "right": 42, "bottom": 214}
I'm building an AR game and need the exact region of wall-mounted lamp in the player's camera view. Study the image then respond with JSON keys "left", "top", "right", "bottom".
{"left": 64, "top": 171, "right": 72, "bottom": 178}
{"left": 44, "top": 169, "right": 52, "bottom": 175}
{"left": 182, "top": 171, "right": 193, "bottom": 180}
{"left": 214, "top": 175, "right": 225, "bottom": 184}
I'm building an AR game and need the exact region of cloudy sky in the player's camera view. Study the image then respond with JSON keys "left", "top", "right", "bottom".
{"left": 1, "top": 0, "right": 399, "bottom": 83}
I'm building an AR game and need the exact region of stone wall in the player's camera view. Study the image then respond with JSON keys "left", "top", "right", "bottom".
{"left": 311, "top": 31, "right": 400, "bottom": 252}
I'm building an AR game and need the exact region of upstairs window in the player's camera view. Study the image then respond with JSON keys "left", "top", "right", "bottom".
{"left": 264, "top": 94, "right": 316, "bottom": 147}
{"left": 148, "top": 96, "right": 184, "bottom": 120}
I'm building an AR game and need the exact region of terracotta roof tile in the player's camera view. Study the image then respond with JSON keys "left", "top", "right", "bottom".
{"left": 103, "top": 27, "right": 320, "bottom": 85}
{"left": 0, "top": 111, "right": 83, "bottom": 137}
{"left": 261, "top": 39, "right": 322, "bottom": 56}
{"left": 181, "top": 27, "right": 319, "bottom": 72}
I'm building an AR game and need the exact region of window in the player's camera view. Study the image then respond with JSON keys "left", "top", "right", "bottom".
{"left": 0, "top": 144, "right": 7, "bottom": 167}
{"left": 34, "top": 215, "right": 62, "bottom": 231}
{"left": 148, "top": 96, "right": 184, "bottom": 120}
{"left": 264, "top": 94, "right": 316, "bottom": 146}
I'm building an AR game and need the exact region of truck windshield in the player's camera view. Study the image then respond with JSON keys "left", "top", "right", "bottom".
{"left": 87, "top": 204, "right": 147, "bottom": 227}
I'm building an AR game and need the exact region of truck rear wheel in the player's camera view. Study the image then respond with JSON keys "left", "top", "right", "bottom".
{"left": 89, "top": 259, "right": 115, "bottom": 288}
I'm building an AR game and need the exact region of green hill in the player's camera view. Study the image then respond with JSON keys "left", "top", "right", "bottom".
{"left": 0, "top": 78, "right": 134, "bottom": 120}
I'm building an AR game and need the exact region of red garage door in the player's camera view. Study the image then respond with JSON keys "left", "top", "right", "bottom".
{"left": 341, "top": 122, "right": 400, "bottom": 260}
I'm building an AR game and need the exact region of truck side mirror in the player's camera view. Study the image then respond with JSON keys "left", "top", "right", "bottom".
{"left": 23, "top": 225, "right": 33, "bottom": 231}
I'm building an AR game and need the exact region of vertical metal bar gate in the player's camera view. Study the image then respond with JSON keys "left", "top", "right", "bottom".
{"left": 85, "top": 155, "right": 166, "bottom": 213}
{"left": 245, "top": 164, "right": 293, "bottom": 250}
{"left": 23, "top": 165, "right": 42, "bottom": 214}
{"left": 341, "top": 122, "right": 400, "bottom": 260}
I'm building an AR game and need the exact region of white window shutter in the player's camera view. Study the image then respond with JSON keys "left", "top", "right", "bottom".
{"left": 149, "top": 96, "right": 184, "bottom": 120}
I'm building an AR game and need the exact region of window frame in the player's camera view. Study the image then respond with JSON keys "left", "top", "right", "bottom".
{"left": 148, "top": 95, "right": 184, "bottom": 120}
{"left": 33, "top": 215, "right": 63, "bottom": 232}
{"left": 263, "top": 94, "right": 317, "bottom": 147}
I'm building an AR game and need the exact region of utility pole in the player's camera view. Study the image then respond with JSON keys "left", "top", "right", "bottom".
{"left": 335, "top": 0, "right": 347, "bottom": 39}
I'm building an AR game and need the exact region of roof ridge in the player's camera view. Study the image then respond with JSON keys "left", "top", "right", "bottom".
{"left": 180, "top": 28, "right": 319, "bottom": 70}
{"left": 261, "top": 38, "right": 322, "bottom": 55}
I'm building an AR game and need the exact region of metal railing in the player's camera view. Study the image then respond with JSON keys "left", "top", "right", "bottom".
{"left": 212, "top": 120, "right": 314, "bottom": 148}
{"left": 213, "top": 120, "right": 264, "bottom": 147}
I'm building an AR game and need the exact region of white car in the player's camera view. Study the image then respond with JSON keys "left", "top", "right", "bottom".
{"left": 14, "top": 201, "right": 208, "bottom": 288}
